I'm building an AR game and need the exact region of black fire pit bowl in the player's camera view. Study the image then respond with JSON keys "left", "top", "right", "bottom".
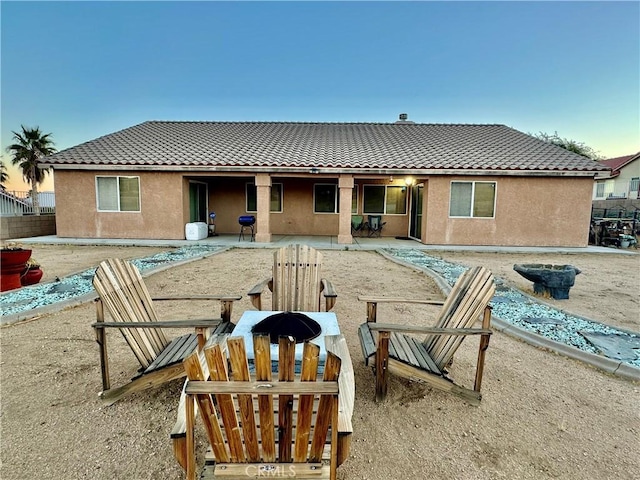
{"left": 251, "top": 311, "right": 322, "bottom": 345}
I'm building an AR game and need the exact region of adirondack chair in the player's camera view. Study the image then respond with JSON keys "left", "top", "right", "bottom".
{"left": 248, "top": 244, "right": 337, "bottom": 312}
{"left": 91, "top": 258, "right": 241, "bottom": 405}
{"left": 358, "top": 266, "right": 495, "bottom": 405}
{"left": 181, "top": 334, "right": 342, "bottom": 480}
{"left": 366, "top": 215, "right": 386, "bottom": 237}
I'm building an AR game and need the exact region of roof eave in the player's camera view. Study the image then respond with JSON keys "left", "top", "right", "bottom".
{"left": 43, "top": 163, "right": 602, "bottom": 177}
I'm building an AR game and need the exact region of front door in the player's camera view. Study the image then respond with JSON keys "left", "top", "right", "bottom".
{"left": 189, "top": 181, "right": 208, "bottom": 223}
{"left": 409, "top": 183, "right": 424, "bottom": 240}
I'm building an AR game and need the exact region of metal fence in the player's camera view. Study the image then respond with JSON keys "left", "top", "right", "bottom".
{"left": 0, "top": 190, "right": 56, "bottom": 216}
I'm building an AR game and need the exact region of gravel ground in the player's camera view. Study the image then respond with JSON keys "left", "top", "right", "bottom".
{"left": 1, "top": 245, "right": 638, "bottom": 480}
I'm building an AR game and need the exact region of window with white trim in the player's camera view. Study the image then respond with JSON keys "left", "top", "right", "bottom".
{"left": 363, "top": 185, "right": 407, "bottom": 214}
{"left": 630, "top": 177, "right": 639, "bottom": 193}
{"left": 246, "top": 183, "right": 282, "bottom": 212}
{"left": 314, "top": 184, "right": 338, "bottom": 213}
{"left": 96, "top": 176, "right": 140, "bottom": 212}
{"left": 595, "top": 182, "right": 605, "bottom": 198}
{"left": 449, "top": 181, "right": 496, "bottom": 218}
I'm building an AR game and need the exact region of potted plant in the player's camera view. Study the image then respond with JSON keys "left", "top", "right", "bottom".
{"left": 21, "top": 258, "right": 44, "bottom": 286}
{"left": 1, "top": 242, "right": 32, "bottom": 291}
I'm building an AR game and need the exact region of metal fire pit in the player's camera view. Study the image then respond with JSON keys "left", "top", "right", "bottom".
{"left": 251, "top": 311, "right": 322, "bottom": 344}
{"left": 233, "top": 310, "right": 340, "bottom": 373}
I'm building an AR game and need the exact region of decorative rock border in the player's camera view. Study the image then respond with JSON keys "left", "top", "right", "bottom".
{"left": 378, "top": 248, "right": 640, "bottom": 382}
{"left": 0, "top": 245, "right": 231, "bottom": 326}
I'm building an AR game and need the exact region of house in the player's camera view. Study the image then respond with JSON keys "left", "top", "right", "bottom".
{"left": 42, "top": 118, "right": 608, "bottom": 247}
{"left": 593, "top": 153, "right": 640, "bottom": 201}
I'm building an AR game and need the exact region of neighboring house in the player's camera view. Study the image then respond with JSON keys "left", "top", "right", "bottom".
{"left": 42, "top": 118, "right": 608, "bottom": 247}
{"left": 593, "top": 153, "right": 640, "bottom": 201}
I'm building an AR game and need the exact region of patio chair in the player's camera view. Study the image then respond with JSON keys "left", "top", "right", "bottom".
{"left": 366, "top": 215, "right": 386, "bottom": 237}
{"left": 181, "top": 334, "right": 342, "bottom": 480}
{"left": 358, "top": 266, "right": 495, "bottom": 405}
{"left": 91, "top": 258, "right": 241, "bottom": 405}
{"left": 351, "top": 215, "right": 365, "bottom": 237}
{"left": 248, "top": 244, "right": 337, "bottom": 312}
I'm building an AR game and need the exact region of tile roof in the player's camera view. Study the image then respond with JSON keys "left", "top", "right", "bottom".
{"left": 598, "top": 153, "right": 639, "bottom": 173}
{"left": 43, "top": 121, "right": 608, "bottom": 174}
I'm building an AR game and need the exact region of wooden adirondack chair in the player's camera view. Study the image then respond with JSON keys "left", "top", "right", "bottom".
{"left": 91, "top": 258, "right": 241, "bottom": 405}
{"left": 358, "top": 266, "right": 495, "bottom": 405}
{"left": 181, "top": 334, "right": 342, "bottom": 480}
{"left": 248, "top": 244, "right": 337, "bottom": 312}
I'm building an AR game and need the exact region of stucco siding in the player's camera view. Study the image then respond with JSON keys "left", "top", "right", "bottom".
{"left": 424, "top": 175, "right": 592, "bottom": 246}
{"left": 55, "top": 170, "right": 185, "bottom": 239}
{"left": 52, "top": 170, "right": 593, "bottom": 245}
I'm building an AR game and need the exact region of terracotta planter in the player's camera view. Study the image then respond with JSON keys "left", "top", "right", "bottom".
{"left": 21, "top": 267, "right": 44, "bottom": 286}
{"left": 0, "top": 249, "right": 32, "bottom": 291}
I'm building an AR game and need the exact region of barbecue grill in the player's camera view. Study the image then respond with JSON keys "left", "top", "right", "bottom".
{"left": 238, "top": 215, "right": 256, "bottom": 241}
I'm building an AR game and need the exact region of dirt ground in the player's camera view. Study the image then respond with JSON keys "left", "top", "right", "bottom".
{"left": 1, "top": 245, "right": 638, "bottom": 480}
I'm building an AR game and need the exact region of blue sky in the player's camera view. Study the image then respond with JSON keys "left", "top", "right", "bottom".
{"left": 2, "top": 1, "right": 638, "bottom": 191}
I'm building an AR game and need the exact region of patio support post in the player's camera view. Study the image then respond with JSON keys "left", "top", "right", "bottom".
{"left": 255, "top": 174, "right": 272, "bottom": 243}
{"left": 338, "top": 175, "right": 354, "bottom": 244}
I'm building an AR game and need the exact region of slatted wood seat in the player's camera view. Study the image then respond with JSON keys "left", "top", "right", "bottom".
{"left": 248, "top": 244, "right": 337, "bottom": 312}
{"left": 182, "top": 334, "right": 342, "bottom": 480}
{"left": 91, "top": 258, "right": 241, "bottom": 405}
{"left": 358, "top": 265, "right": 495, "bottom": 405}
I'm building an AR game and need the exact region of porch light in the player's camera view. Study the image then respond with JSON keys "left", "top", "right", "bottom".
{"left": 405, "top": 176, "right": 415, "bottom": 186}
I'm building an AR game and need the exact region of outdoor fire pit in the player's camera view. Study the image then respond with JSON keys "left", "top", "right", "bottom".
{"left": 513, "top": 264, "right": 581, "bottom": 300}
{"left": 233, "top": 310, "right": 340, "bottom": 372}
{"left": 251, "top": 311, "right": 322, "bottom": 344}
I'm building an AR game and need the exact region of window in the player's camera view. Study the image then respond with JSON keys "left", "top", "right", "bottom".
{"left": 246, "top": 183, "right": 282, "bottom": 212}
{"left": 96, "top": 176, "right": 140, "bottom": 212}
{"left": 596, "top": 182, "right": 605, "bottom": 198}
{"left": 363, "top": 185, "right": 407, "bottom": 214}
{"left": 630, "top": 177, "right": 639, "bottom": 193}
{"left": 449, "top": 181, "right": 496, "bottom": 218}
{"left": 314, "top": 184, "right": 337, "bottom": 213}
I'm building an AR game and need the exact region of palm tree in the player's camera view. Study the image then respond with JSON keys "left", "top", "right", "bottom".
{"left": 0, "top": 162, "right": 8, "bottom": 191}
{"left": 6, "top": 126, "right": 56, "bottom": 213}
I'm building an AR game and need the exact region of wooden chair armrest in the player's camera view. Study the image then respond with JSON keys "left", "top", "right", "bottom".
{"left": 92, "top": 318, "right": 223, "bottom": 329}
{"left": 368, "top": 323, "right": 492, "bottom": 336}
{"left": 358, "top": 296, "right": 444, "bottom": 305}
{"left": 321, "top": 278, "right": 338, "bottom": 311}
{"left": 152, "top": 294, "right": 241, "bottom": 302}
{"left": 321, "top": 278, "right": 338, "bottom": 298}
{"left": 359, "top": 296, "right": 443, "bottom": 322}
{"left": 248, "top": 278, "right": 272, "bottom": 310}
{"left": 247, "top": 278, "right": 272, "bottom": 296}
